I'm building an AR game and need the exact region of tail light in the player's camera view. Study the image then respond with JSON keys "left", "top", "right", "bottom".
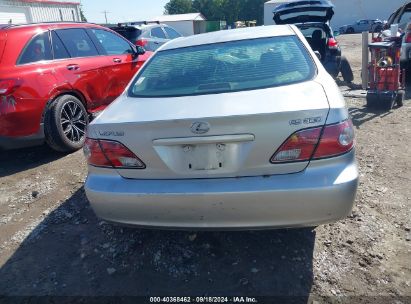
{"left": 271, "top": 120, "right": 354, "bottom": 163}
{"left": 328, "top": 38, "right": 339, "bottom": 50}
{"left": 83, "top": 138, "right": 145, "bottom": 169}
{"left": 135, "top": 39, "right": 148, "bottom": 47}
{"left": 313, "top": 120, "right": 354, "bottom": 159}
{"left": 405, "top": 33, "right": 411, "bottom": 43}
{"left": 271, "top": 127, "right": 322, "bottom": 163}
{"left": 0, "top": 79, "right": 20, "bottom": 95}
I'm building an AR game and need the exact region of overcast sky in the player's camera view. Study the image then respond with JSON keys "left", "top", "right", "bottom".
{"left": 80, "top": 0, "right": 170, "bottom": 24}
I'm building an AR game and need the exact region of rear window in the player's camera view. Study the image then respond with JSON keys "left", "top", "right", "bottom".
{"left": 129, "top": 36, "right": 315, "bottom": 98}
{"left": 164, "top": 27, "right": 181, "bottom": 39}
{"left": 112, "top": 27, "right": 142, "bottom": 43}
{"left": 17, "top": 32, "right": 52, "bottom": 65}
{"left": 297, "top": 25, "right": 330, "bottom": 38}
{"left": 151, "top": 27, "right": 166, "bottom": 39}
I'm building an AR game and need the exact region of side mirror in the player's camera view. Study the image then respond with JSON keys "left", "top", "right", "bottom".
{"left": 333, "top": 30, "right": 340, "bottom": 37}
{"left": 136, "top": 46, "right": 146, "bottom": 55}
{"left": 314, "top": 51, "right": 322, "bottom": 60}
{"left": 132, "top": 45, "right": 146, "bottom": 58}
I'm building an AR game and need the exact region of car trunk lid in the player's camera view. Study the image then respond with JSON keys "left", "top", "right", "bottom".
{"left": 273, "top": 0, "right": 334, "bottom": 25}
{"left": 90, "top": 80, "right": 330, "bottom": 179}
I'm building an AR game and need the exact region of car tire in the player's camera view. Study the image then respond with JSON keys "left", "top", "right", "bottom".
{"left": 44, "top": 94, "right": 89, "bottom": 152}
{"left": 340, "top": 56, "right": 354, "bottom": 83}
{"left": 346, "top": 27, "right": 355, "bottom": 34}
{"left": 396, "top": 90, "right": 405, "bottom": 107}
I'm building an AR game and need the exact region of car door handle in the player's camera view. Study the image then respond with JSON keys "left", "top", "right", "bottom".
{"left": 66, "top": 64, "right": 79, "bottom": 71}
{"left": 113, "top": 58, "right": 122, "bottom": 63}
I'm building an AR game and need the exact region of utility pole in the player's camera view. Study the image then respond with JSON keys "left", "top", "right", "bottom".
{"left": 101, "top": 10, "right": 110, "bottom": 24}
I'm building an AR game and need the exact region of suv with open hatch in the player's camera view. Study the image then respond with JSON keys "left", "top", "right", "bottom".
{"left": 0, "top": 22, "right": 151, "bottom": 152}
{"left": 273, "top": 0, "right": 354, "bottom": 82}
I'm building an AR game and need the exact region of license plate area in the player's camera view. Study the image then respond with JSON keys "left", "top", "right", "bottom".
{"left": 152, "top": 134, "right": 255, "bottom": 175}
{"left": 183, "top": 143, "right": 226, "bottom": 170}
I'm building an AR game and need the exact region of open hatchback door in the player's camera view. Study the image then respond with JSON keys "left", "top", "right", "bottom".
{"left": 273, "top": 0, "right": 335, "bottom": 24}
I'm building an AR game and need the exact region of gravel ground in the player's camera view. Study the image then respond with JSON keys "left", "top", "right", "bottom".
{"left": 0, "top": 34, "right": 410, "bottom": 303}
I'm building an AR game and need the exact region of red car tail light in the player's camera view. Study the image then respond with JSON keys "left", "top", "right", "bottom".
{"left": 271, "top": 127, "right": 322, "bottom": 163}
{"left": 84, "top": 138, "right": 146, "bottom": 169}
{"left": 405, "top": 32, "right": 411, "bottom": 43}
{"left": 328, "top": 38, "right": 339, "bottom": 49}
{"left": 271, "top": 120, "right": 355, "bottom": 163}
{"left": 0, "top": 79, "right": 20, "bottom": 95}
{"left": 313, "top": 120, "right": 354, "bottom": 159}
{"left": 135, "top": 39, "right": 148, "bottom": 47}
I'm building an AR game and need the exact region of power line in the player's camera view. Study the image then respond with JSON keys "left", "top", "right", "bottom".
{"left": 101, "top": 10, "right": 110, "bottom": 24}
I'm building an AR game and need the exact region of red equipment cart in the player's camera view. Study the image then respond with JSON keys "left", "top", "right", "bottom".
{"left": 367, "top": 36, "right": 405, "bottom": 110}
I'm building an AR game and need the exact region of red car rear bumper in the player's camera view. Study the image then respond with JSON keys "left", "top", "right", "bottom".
{"left": 0, "top": 124, "right": 44, "bottom": 150}
{"left": 0, "top": 96, "right": 45, "bottom": 149}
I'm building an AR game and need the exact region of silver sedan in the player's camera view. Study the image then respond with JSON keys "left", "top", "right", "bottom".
{"left": 84, "top": 25, "right": 358, "bottom": 229}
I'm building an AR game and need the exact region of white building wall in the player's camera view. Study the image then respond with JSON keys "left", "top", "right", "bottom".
{"left": 264, "top": 0, "right": 405, "bottom": 29}
{"left": 0, "top": 0, "right": 80, "bottom": 23}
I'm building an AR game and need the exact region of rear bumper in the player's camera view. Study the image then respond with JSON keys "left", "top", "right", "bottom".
{"left": 85, "top": 151, "right": 358, "bottom": 230}
{"left": 0, "top": 124, "right": 44, "bottom": 150}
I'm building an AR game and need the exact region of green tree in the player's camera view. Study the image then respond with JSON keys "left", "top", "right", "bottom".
{"left": 221, "top": 0, "right": 241, "bottom": 25}
{"left": 165, "top": 0, "right": 267, "bottom": 25}
{"left": 79, "top": 5, "right": 87, "bottom": 22}
{"left": 239, "top": 0, "right": 266, "bottom": 25}
{"left": 164, "top": 0, "right": 194, "bottom": 14}
{"left": 192, "top": 0, "right": 219, "bottom": 20}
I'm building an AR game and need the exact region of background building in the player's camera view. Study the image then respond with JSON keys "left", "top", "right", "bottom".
{"left": 149, "top": 13, "right": 207, "bottom": 36}
{"left": 0, "top": 0, "right": 81, "bottom": 24}
{"left": 264, "top": 0, "right": 405, "bottom": 29}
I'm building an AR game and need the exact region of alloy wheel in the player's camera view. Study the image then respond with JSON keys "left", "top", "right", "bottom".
{"left": 60, "top": 100, "right": 87, "bottom": 143}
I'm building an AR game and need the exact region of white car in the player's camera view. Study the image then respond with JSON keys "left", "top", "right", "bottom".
{"left": 84, "top": 25, "right": 358, "bottom": 229}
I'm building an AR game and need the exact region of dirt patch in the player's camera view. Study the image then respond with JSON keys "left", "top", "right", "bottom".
{"left": 0, "top": 34, "right": 410, "bottom": 302}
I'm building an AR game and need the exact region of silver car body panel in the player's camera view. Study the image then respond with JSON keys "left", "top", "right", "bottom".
{"left": 89, "top": 80, "right": 332, "bottom": 179}
{"left": 85, "top": 25, "right": 358, "bottom": 229}
{"left": 86, "top": 151, "right": 358, "bottom": 229}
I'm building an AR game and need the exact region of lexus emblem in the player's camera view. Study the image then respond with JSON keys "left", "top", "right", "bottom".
{"left": 190, "top": 122, "right": 210, "bottom": 134}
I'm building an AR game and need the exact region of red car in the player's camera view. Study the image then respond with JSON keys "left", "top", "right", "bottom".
{"left": 0, "top": 22, "right": 151, "bottom": 152}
